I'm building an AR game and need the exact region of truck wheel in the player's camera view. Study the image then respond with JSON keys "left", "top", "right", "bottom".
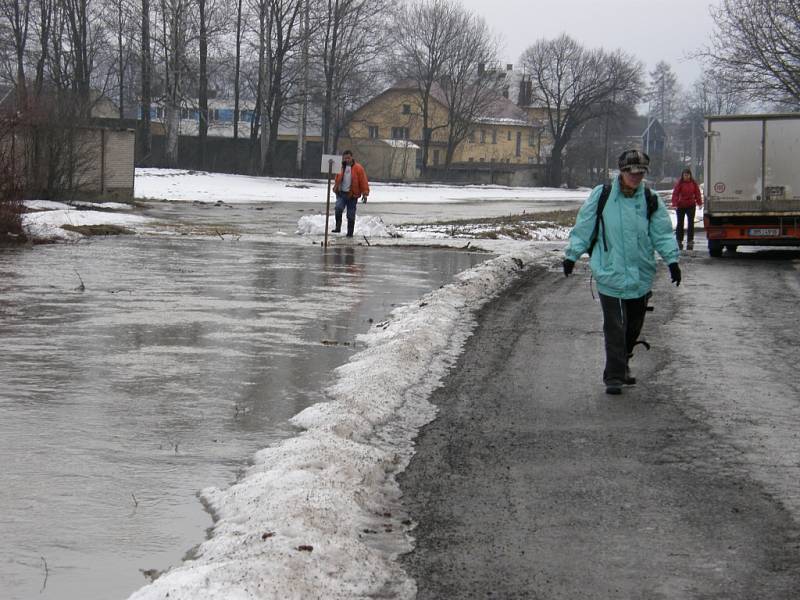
{"left": 708, "top": 240, "right": 723, "bottom": 257}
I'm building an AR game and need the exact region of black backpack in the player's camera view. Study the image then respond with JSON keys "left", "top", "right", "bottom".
{"left": 587, "top": 184, "right": 658, "bottom": 256}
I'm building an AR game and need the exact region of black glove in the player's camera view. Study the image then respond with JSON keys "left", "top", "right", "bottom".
{"left": 668, "top": 263, "right": 681, "bottom": 286}
{"left": 563, "top": 259, "right": 575, "bottom": 277}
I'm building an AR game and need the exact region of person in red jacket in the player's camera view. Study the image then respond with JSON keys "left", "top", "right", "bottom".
{"left": 332, "top": 149, "right": 370, "bottom": 238}
{"left": 671, "top": 168, "right": 703, "bottom": 250}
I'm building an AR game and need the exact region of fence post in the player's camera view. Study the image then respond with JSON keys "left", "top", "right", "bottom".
{"left": 324, "top": 158, "right": 333, "bottom": 248}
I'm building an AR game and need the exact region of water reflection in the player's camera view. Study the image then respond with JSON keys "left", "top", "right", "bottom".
{"left": 0, "top": 236, "right": 486, "bottom": 600}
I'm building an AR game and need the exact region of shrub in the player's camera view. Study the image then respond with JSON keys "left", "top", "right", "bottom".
{"left": 0, "top": 113, "right": 26, "bottom": 243}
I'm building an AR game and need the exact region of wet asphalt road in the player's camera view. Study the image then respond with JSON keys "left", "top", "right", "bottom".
{"left": 400, "top": 242, "right": 800, "bottom": 599}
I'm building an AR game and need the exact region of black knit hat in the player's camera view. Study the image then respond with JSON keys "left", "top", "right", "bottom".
{"left": 618, "top": 149, "right": 650, "bottom": 174}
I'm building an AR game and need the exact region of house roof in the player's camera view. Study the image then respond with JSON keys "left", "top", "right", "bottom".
{"left": 370, "top": 80, "right": 531, "bottom": 126}
{"left": 620, "top": 115, "right": 665, "bottom": 139}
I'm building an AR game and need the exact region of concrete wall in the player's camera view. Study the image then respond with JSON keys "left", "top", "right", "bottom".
{"left": 341, "top": 138, "right": 419, "bottom": 181}
{"left": 76, "top": 128, "right": 136, "bottom": 200}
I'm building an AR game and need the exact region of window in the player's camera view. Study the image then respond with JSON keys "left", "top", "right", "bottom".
{"left": 391, "top": 127, "right": 409, "bottom": 140}
{"left": 492, "top": 130, "right": 497, "bottom": 144}
{"left": 468, "top": 157, "right": 474, "bottom": 162}
{"left": 181, "top": 108, "right": 190, "bottom": 119}
{"left": 468, "top": 132, "right": 475, "bottom": 143}
{"left": 529, "top": 133, "right": 535, "bottom": 147}
{"left": 507, "top": 131, "right": 512, "bottom": 141}
{"left": 211, "top": 108, "right": 220, "bottom": 121}
{"left": 402, "top": 104, "right": 411, "bottom": 114}
{"left": 516, "top": 131, "right": 522, "bottom": 157}
{"left": 479, "top": 157, "right": 485, "bottom": 162}
{"left": 423, "top": 127, "right": 432, "bottom": 141}
{"left": 155, "top": 107, "right": 164, "bottom": 119}
{"left": 480, "top": 130, "right": 486, "bottom": 144}
{"left": 368, "top": 126, "right": 379, "bottom": 139}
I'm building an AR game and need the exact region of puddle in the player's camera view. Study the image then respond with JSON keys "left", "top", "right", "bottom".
{"left": 0, "top": 235, "right": 487, "bottom": 600}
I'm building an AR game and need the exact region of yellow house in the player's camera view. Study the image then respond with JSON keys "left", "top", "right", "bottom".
{"left": 346, "top": 82, "right": 550, "bottom": 171}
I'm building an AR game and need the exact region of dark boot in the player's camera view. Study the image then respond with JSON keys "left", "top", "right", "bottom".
{"left": 346, "top": 219, "right": 355, "bottom": 238}
{"left": 331, "top": 214, "right": 342, "bottom": 233}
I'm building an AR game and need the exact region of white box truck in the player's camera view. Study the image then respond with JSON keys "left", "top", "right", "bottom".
{"left": 704, "top": 113, "right": 800, "bottom": 257}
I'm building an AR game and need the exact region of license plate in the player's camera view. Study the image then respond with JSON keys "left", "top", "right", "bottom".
{"left": 748, "top": 228, "right": 780, "bottom": 237}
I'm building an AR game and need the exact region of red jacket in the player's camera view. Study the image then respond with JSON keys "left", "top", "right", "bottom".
{"left": 333, "top": 162, "right": 370, "bottom": 199}
{"left": 671, "top": 179, "right": 702, "bottom": 208}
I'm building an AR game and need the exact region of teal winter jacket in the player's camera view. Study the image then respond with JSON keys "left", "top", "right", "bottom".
{"left": 564, "top": 178, "right": 679, "bottom": 299}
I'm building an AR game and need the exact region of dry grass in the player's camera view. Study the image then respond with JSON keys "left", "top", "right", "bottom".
{"left": 61, "top": 224, "right": 134, "bottom": 236}
{"left": 423, "top": 209, "right": 579, "bottom": 229}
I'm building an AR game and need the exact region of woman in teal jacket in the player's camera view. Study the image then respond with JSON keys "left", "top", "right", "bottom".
{"left": 563, "top": 149, "right": 681, "bottom": 395}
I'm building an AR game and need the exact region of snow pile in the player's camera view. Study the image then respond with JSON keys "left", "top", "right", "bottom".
{"left": 128, "top": 245, "right": 553, "bottom": 600}
{"left": 22, "top": 207, "right": 151, "bottom": 242}
{"left": 296, "top": 214, "right": 398, "bottom": 238}
{"left": 24, "top": 199, "right": 133, "bottom": 211}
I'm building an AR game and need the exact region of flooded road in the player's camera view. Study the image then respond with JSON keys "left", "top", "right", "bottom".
{"left": 0, "top": 234, "right": 487, "bottom": 600}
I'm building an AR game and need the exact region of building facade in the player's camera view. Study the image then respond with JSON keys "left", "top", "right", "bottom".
{"left": 345, "top": 82, "right": 551, "bottom": 177}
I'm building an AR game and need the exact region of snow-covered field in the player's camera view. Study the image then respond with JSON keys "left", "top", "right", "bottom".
{"left": 133, "top": 167, "right": 590, "bottom": 204}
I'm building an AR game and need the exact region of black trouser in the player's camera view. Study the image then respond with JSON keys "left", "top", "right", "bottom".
{"left": 675, "top": 206, "right": 696, "bottom": 246}
{"left": 599, "top": 293, "right": 650, "bottom": 385}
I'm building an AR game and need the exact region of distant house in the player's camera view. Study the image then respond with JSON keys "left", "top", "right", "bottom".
{"left": 142, "top": 99, "right": 323, "bottom": 143}
{"left": 618, "top": 115, "right": 667, "bottom": 179}
{"left": 342, "top": 78, "right": 551, "bottom": 183}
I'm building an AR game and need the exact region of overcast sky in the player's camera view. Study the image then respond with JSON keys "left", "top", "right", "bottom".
{"left": 459, "top": 0, "right": 718, "bottom": 91}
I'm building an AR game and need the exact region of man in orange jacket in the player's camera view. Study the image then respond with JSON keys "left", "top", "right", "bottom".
{"left": 332, "top": 149, "right": 370, "bottom": 237}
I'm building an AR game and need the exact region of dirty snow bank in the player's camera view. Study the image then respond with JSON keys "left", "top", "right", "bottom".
{"left": 295, "top": 213, "right": 571, "bottom": 241}
{"left": 22, "top": 207, "right": 151, "bottom": 242}
{"left": 128, "top": 244, "right": 554, "bottom": 600}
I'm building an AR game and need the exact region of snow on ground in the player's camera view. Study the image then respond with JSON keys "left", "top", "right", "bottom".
{"left": 24, "top": 199, "right": 133, "bottom": 211}
{"left": 296, "top": 214, "right": 399, "bottom": 238}
{"left": 128, "top": 245, "right": 554, "bottom": 600}
{"left": 134, "top": 167, "right": 590, "bottom": 204}
{"left": 22, "top": 207, "right": 151, "bottom": 242}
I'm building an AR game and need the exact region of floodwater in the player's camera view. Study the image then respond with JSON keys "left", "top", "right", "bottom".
{"left": 0, "top": 234, "right": 487, "bottom": 600}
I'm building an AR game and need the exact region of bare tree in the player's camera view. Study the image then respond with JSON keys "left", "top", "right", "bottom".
{"left": 62, "top": 0, "right": 104, "bottom": 114}
{"left": 295, "top": 0, "right": 307, "bottom": 173}
{"left": 438, "top": 12, "right": 501, "bottom": 169}
{"left": 160, "top": 0, "right": 189, "bottom": 166}
{"left": 391, "top": 0, "right": 463, "bottom": 177}
{"left": 103, "top": 0, "right": 137, "bottom": 118}
{"left": 193, "top": 0, "right": 228, "bottom": 168}
{"left": 704, "top": 0, "right": 800, "bottom": 106}
{"left": 520, "top": 34, "right": 642, "bottom": 186}
{"left": 1, "top": 0, "right": 32, "bottom": 107}
{"left": 232, "top": 0, "right": 242, "bottom": 138}
{"left": 140, "top": 0, "right": 152, "bottom": 161}
{"left": 315, "top": 0, "right": 390, "bottom": 154}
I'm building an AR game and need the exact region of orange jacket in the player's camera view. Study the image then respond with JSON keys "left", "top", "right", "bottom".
{"left": 333, "top": 162, "right": 370, "bottom": 198}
